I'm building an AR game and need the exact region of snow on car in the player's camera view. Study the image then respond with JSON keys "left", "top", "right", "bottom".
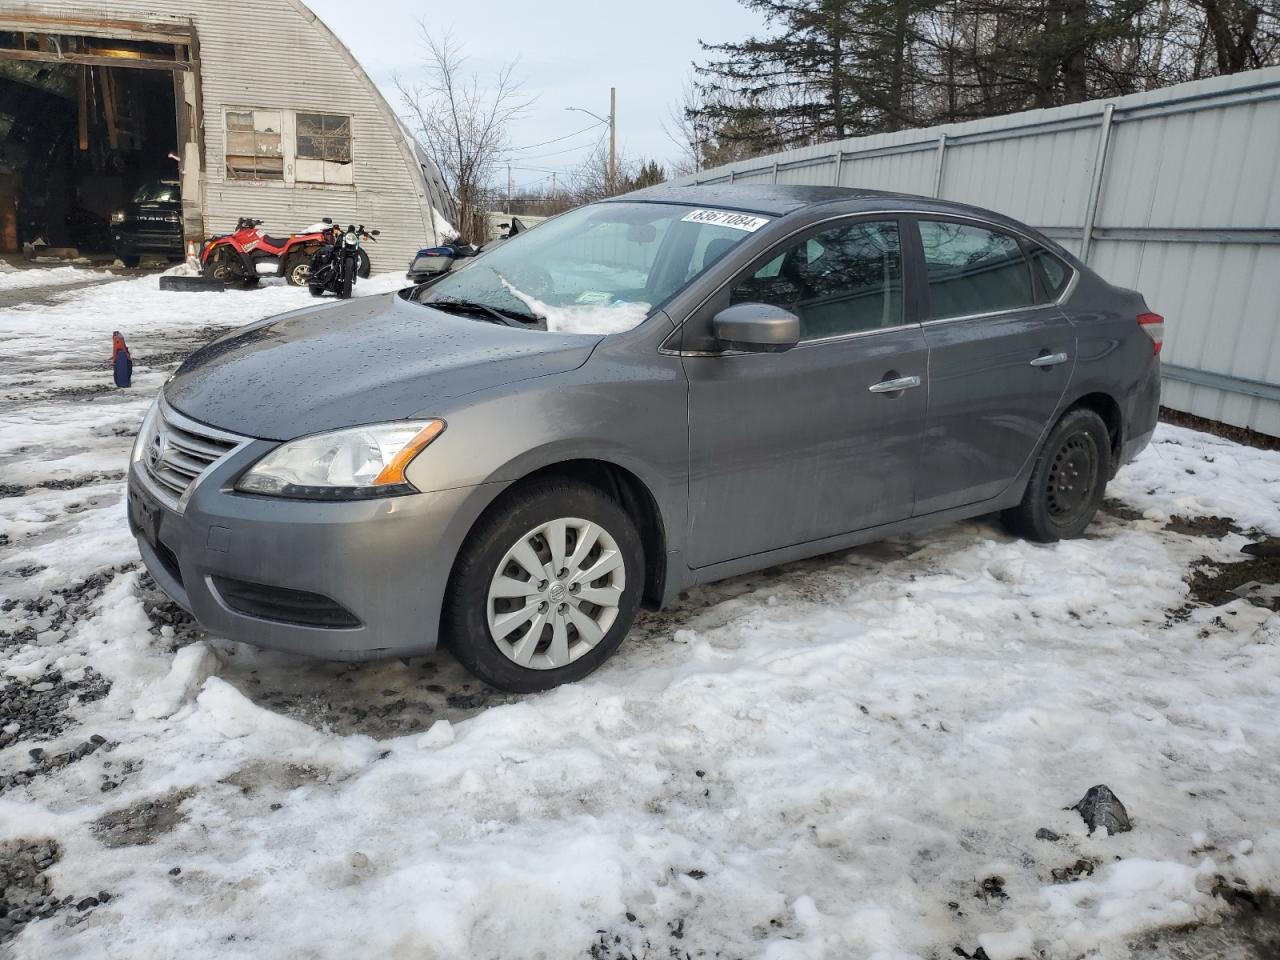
{"left": 0, "top": 267, "right": 1277, "bottom": 959}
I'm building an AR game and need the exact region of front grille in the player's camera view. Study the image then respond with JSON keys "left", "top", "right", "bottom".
{"left": 211, "top": 577, "right": 361, "bottom": 629}
{"left": 141, "top": 401, "right": 245, "bottom": 507}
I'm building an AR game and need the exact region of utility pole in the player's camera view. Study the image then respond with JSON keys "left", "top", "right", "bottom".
{"left": 506, "top": 163, "right": 512, "bottom": 215}
{"left": 609, "top": 86, "right": 617, "bottom": 195}
{"left": 551, "top": 171, "right": 557, "bottom": 198}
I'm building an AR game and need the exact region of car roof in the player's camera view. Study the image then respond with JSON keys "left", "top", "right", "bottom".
{"left": 612, "top": 182, "right": 1039, "bottom": 236}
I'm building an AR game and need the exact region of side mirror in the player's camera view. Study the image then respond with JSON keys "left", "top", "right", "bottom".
{"left": 323, "top": 217, "right": 333, "bottom": 224}
{"left": 371, "top": 230, "right": 381, "bottom": 236}
{"left": 711, "top": 302, "right": 800, "bottom": 353}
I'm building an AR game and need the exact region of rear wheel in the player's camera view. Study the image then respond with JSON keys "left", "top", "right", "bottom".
{"left": 118, "top": 254, "right": 140, "bottom": 268}
{"left": 1003, "top": 407, "right": 1110, "bottom": 542}
{"left": 284, "top": 253, "right": 311, "bottom": 287}
{"left": 444, "top": 480, "right": 643, "bottom": 692}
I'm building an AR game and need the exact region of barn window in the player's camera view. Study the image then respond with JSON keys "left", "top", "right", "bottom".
{"left": 225, "top": 110, "right": 284, "bottom": 181}
{"left": 295, "top": 113, "right": 353, "bottom": 185}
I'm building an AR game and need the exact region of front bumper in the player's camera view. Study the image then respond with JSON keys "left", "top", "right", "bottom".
{"left": 127, "top": 438, "right": 500, "bottom": 660}
{"left": 112, "top": 227, "right": 183, "bottom": 258}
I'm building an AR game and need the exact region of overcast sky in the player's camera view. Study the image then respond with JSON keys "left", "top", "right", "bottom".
{"left": 303, "top": 0, "right": 764, "bottom": 193}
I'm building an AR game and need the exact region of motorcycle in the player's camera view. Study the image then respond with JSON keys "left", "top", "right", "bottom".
{"left": 200, "top": 217, "right": 370, "bottom": 287}
{"left": 308, "top": 223, "right": 379, "bottom": 299}
{"left": 405, "top": 216, "right": 531, "bottom": 284}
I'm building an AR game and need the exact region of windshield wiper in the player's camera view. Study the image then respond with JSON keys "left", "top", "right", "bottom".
{"left": 424, "top": 297, "right": 542, "bottom": 327}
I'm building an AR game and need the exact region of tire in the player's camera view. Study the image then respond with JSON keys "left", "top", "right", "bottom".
{"left": 443, "top": 479, "right": 644, "bottom": 693}
{"left": 1003, "top": 407, "right": 1111, "bottom": 542}
{"left": 119, "top": 254, "right": 140, "bottom": 268}
{"left": 284, "top": 253, "right": 311, "bottom": 287}
{"left": 308, "top": 283, "right": 325, "bottom": 298}
{"left": 338, "top": 258, "right": 356, "bottom": 298}
{"left": 356, "top": 248, "right": 371, "bottom": 279}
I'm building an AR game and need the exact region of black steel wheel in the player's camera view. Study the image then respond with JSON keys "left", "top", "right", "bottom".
{"left": 1003, "top": 407, "right": 1110, "bottom": 542}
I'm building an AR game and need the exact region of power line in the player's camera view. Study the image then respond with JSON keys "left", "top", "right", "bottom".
{"left": 504, "top": 120, "right": 607, "bottom": 154}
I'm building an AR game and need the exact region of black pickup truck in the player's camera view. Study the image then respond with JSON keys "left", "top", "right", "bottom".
{"left": 112, "top": 181, "right": 184, "bottom": 267}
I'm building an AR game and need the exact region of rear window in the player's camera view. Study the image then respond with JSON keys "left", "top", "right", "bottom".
{"left": 1029, "top": 245, "right": 1073, "bottom": 301}
{"left": 918, "top": 220, "right": 1034, "bottom": 320}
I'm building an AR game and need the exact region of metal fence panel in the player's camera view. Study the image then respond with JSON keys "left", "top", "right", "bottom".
{"left": 671, "top": 67, "right": 1280, "bottom": 435}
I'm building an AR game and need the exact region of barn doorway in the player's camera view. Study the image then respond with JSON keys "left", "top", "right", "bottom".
{"left": 0, "top": 19, "right": 202, "bottom": 259}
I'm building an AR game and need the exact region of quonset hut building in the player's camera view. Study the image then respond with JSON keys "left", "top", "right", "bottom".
{"left": 0, "top": 1, "right": 455, "bottom": 269}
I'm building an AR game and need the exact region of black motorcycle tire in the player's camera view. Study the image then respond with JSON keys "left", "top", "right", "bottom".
{"left": 357, "top": 248, "right": 371, "bottom": 279}
{"left": 339, "top": 258, "right": 356, "bottom": 299}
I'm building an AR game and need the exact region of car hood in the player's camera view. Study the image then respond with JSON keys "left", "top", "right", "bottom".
{"left": 165, "top": 293, "right": 600, "bottom": 440}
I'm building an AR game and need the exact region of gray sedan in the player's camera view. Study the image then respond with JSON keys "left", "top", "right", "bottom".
{"left": 128, "top": 185, "right": 1162, "bottom": 691}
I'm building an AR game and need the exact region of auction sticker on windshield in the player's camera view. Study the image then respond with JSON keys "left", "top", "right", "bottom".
{"left": 680, "top": 209, "right": 771, "bottom": 232}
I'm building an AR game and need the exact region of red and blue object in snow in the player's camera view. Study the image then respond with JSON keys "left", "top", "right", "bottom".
{"left": 112, "top": 331, "right": 132, "bottom": 388}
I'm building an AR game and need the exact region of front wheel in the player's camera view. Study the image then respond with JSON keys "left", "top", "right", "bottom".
{"left": 443, "top": 480, "right": 644, "bottom": 692}
{"left": 1003, "top": 407, "right": 1111, "bottom": 542}
{"left": 338, "top": 257, "right": 356, "bottom": 298}
{"left": 357, "top": 248, "right": 371, "bottom": 278}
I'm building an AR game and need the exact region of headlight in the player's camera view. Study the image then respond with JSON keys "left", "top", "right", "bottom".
{"left": 131, "top": 400, "right": 160, "bottom": 463}
{"left": 236, "top": 420, "right": 445, "bottom": 499}
{"left": 111, "top": 211, "right": 125, "bottom": 224}
{"left": 343, "top": 233, "right": 358, "bottom": 246}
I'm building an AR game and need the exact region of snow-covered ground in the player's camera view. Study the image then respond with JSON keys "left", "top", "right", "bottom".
{"left": 1, "top": 267, "right": 1277, "bottom": 959}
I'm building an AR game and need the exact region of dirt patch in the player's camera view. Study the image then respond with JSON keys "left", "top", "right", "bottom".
{"left": 1, "top": 733, "right": 115, "bottom": 796}
{"left": 1102, "top": 498, "right": 1146, "bottom": 522}
{"left": 0, "top": 838, "right": 114, "bottom": 941}
{"left": 1129, "top": 890, "right": 1280, "bottom": 960}
{"left": 1165, "top": 515, "right": 1242, "bottom": 539}
{"left": 1050, "top": 857, "right": 1099, "bottom": 883}
{"left": 1186, "top": 556, "right": 1280, "bottom": 610}
{"left": 1160, "top": 407, "right": 1280, "bottom": 452}
{"left": 0, "top": 667, "right": 112, "bottom": 750}
{"left": 92, "top": 789, "right": 194, "bottom": 848}
{"left": 0, "top": 839, "right": 61, "bottom": 942}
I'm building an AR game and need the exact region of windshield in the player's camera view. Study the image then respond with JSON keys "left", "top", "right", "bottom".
{"left": 417, "top": 201, "right": 768, "bottom": 334}
{"left": 132, "top": 182, "right": 180, "bottom": 204}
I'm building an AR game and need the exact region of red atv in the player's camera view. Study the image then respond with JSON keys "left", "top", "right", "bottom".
{"left": 200, "top": 217, "right": 370, "bottom": 287}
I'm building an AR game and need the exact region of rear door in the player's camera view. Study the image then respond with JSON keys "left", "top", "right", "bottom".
{"left": 910, "top": 217, "right": 1076, "bottom": 515}
{"left": 683, "top": 216, "right": 928, "bottom": 567}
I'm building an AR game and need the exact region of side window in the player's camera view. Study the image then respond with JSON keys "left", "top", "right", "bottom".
{"left": 296, "top": 113, "right": 354, "bottom": 186}
{"left": 1029, "top": 245, "right": 1072, "bottom": 302}
{"left": 730, "top": 220, "right": 903, "bottom": 340}
{"left": 918, "top": 220, "right": 1034, "bottom": 320}
{"left": 225, "top": 109, "right": 283, "bottom": 181}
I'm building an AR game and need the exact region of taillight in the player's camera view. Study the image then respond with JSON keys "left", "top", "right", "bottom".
{"left": 1137, "top": 312, "right": 1164, "bottom": 355}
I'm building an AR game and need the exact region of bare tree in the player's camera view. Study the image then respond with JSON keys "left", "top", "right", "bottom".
{"left": 396, "top": 28, "right": 531, "bottom": 243}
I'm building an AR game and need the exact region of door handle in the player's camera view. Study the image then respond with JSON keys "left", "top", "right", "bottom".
{"left": 868, "top": 375, "right": 922, "bottom": 394}
{"left": 1029, "top": 352, "right": 1069, "bottom": 368}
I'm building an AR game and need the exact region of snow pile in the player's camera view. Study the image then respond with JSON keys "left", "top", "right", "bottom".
{"left": 502, "top": 278, "right": 651, "bottom": 335}
{"left": 0, "top": 265, "right": 106, "bottom": 292}
{"left": 0, "top": 270, "right": 1278, "bottom": 958}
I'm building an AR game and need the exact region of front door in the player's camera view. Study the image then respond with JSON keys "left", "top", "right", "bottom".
{"left": 909, "top": 217, "right": 1076, "bottom": 514}
{"left": 683, "top": 217, "right": 928, "bottom": 568}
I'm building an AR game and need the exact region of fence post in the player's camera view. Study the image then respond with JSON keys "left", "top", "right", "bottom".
{"left": 729, "top": 167, "right": 736, "bottom": 183}
{"left": 1080, "top": 103, "right": 1115, "bottom": 264}
{"left": 932, "top": 133, "right": 948, "bottom": 198}
{"left": 771, "top": 161, "right": 779, "bottom": 184}
{"left": 832, "top": 151, "right": 844, "bottom": 187}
